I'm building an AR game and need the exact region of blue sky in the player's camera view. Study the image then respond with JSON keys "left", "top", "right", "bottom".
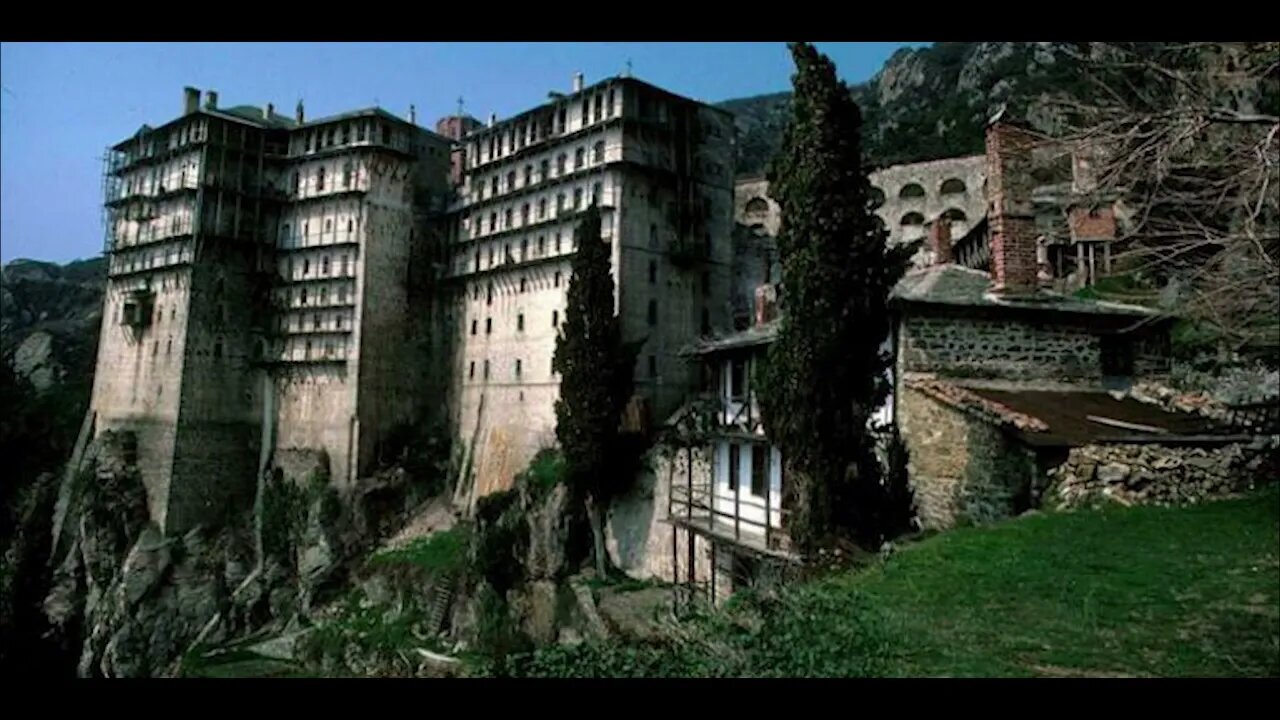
{"left": 0, "top": 42, "right": 926, "bottom": 264}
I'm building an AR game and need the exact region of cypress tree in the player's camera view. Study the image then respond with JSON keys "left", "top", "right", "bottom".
{"left": 757, "top": 42, "right": 916, "bottom": 552}
{"left": 553, "top": 204, "right": 637, "bottom": 576}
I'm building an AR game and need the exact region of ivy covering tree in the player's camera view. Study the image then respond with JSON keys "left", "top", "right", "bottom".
{"left": 553, "top": 204, "right": 638, "bottom": 576}
{"left": 757, "top": 43, "right": 916, "bottom": 552}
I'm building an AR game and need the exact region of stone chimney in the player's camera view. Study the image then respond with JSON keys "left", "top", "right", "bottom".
{"left": 204, "top": 90, "right": 218, "bottom": 110}
{"left": 754, "top": 284, "right": 778, "bottom": 326}
{"left": 573, "top": 72, "right": 584, "bottom": 93}
{"left": 488, "top": 113, "right": 497, "bottom": 128}
{"left": 183, "top": 87, "right": 200, "bottom": 115}
{"left": 929, "top": 217, "right": 953, "bottom": 266}
{"left": 409, "top": 104, "right": 417, "bottom": 125}
{"left": 264, "top": 102, "right": 275, "bottom": 120}
{"left": 985, "top": 119, "right": 1040, "bottom": 296}
{"left": 296, "top": 100, "right": 305, "bottom": 124}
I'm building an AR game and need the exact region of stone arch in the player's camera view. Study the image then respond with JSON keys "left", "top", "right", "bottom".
{"left": 900, "top": 211, "right": 925, "bottom": 226}
{"left": 940, "top": 178, "right": 966, "bottom": 195}
{"left": 899, "top": 183, "right": 925, "bottom": 200}
{"left": 744, "top": 197, "right": 769, "bottom": 215}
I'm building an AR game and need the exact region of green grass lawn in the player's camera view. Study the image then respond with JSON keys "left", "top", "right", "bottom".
{"left": 853, "top": 487, "right": 1280, "bottom": 677}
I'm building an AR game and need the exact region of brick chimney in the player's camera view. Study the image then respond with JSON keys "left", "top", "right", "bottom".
{"left": 204, "top": 90, "right": 218, "bottom": 110}
{"left": 183, "top": 87, "right": 200, "bottom": 115}
{"left": 296, "top": 100, "right": 305, "bottom": 124}
{"left": 986, "top": 119, "right": 1040, "bottom": 296}
{"left": 929, "top": 217, "right": 953, "bottom": 266}
{"left": 754, "top": 284, "right": 778, "bottom": 326}
{"left": 573, "top": 73, "right": 584, "bottom": 93}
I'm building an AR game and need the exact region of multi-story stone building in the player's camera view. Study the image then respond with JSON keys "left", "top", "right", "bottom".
{"left": 442, "top": 74, "right": 737, "bottom": 504}
{"left": 92, "top": 88, "right": 451, "bottom": 533}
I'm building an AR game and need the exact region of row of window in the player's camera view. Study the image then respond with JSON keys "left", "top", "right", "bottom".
{"left": 468, "top": 181, "right": 607, "bottom": 237}
{"left": 285, "top": 283, "right": 353, "bottom": 307}
{"left": 471, "top": 88, "right": 618, "bottom": 168}
{"left": 882, "top": 178, "right": 969, "bottom": 202}
{"left": 469, "top": 309, "right": 559, "bottom": 337}
{"left": 466, "top": 352, "right": 662, "bottom": 383}
{"left": 898, "top": 209, "right": 968, "bottom": 227}
{"left": 293, "top": 120, "right": 392, "bottom": 156}
{"left": 280, "top": 311, "right": 351, "bottom": 333}
{"left": 474, "top": 141, "right": 609, "bottom": 202}
{"left": 280, "top": 251, "right": 355, "bottom": 279}
{"left": 473, "top": 269, "right": 566, "bottom": 304}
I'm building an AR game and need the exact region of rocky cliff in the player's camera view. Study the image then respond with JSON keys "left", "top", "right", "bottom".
{"left": 720, "top": 42, "right": 1089, "bottom": 175}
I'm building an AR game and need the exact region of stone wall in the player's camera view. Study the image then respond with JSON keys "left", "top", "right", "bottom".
{"left": 1048, "top": 438, "right": 1278, "bottom": 508}
{"left": 900, "top": 313, "right": 1101, "bottom": 382}
{"left": 898, "top": 385, "right": 1042, "bottom": 529}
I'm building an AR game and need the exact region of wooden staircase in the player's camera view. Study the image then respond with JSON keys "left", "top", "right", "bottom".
{"left": 427, "top": 572, "right": 457, "bottom": 636}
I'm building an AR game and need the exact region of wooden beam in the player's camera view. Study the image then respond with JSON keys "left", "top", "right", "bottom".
{"left": 1087, "top": 415, "right": 1169, "bottom": 434}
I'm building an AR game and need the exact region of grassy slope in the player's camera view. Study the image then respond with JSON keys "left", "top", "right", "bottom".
{"left": 854, "top": 487, "right": 1280, "bottom": 677}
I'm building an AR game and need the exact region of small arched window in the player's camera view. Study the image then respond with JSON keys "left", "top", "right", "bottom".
{"left": 869, "top": 186, "right": 886, "bottom": 209}
{"left": 900, "top": 212, "right": 925, "bottom": 226}
{"left": 593, "top": 141, "right": 605, "bottom": 163}
{"left": 744, "top": 197, "right": 769, "bottom": 215}
{"left": 940, "top": 178, "right": 967, "bottom": 195}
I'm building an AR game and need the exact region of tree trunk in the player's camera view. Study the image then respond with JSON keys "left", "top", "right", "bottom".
{"left": 586, "top": 494, "right": 607, "bottom": 578}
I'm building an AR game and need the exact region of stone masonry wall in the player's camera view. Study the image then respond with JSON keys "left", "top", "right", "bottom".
{"left": 1048, "top": 438, "right": 1279, "bottom": 508}
{"left": 901, "top": 314, "right": 1101, "bottom": 382}
{"left": 899, "top": 385, "right": 1041, "bottom": 529}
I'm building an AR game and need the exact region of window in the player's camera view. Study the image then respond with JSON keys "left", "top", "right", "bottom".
{"left": 900, "top": 212, "right": 925, "bottom": 227}
{"left": 381, "top": 124, "right": 390, "bottom": 144}
{"left": 504, "top": 208, "right": 513, "bottom": 228}
{"left": 487, "top": 283, "right": 494, "bottom": 305}
{"left": 485, "top": 318, "right": 492, "bottom": 335}
{"left": 524, "top": 165, "right": 532, "bottom": 185}
{"left": 556, "top": 193, "right": 566, "bottom": 212}
{"left": 748, "top": 445, "right": 768, "bottom": 497}
{"left": 469, "top": 361, "right": 475, "bottom": 379}
{"left": 607, "top": 88, "right": 615, "bottom": 116}
{"left": 940, "top": 178, "right": 967, "bottom": 195}
{"left": 555, "top": 233, "right": 562, "bottom": 253}
{"left": 293, "top": 172, "right": 300, "bottom": 194}
{"left": 540, "top": 159, "right": 550, "bottom": 182}
{"left": 343, "top": 163, "right": 353, "bottom": 188}
{"left": 649, "top": 224, "right": 659, "bottom": 249}
{"left": 574, "top": 148, "right": 585, "bottom": 169}
{"left": 537, "top": 236, "right": 546, "bottom": 255}
{"left": 519, "top": 276, "right": 527, "bottom": 292}
{"left": 557, "top": 107, "right": 567, "bottom": 132}
{"left": 489, "top": 213, "right": 497, "bottom": 234}
{"left": 515, "top": 359, "right": 522, "bottom": 378}
{"left": 574, "top": 188, "right": 583, "bottom": 209}
{"left": 728, "top": 443, "right": 740, "bottom": 492}
{"left": 552, "top": 310, "right": 559, "bottom": 327}
{"left": 647, "top": 299, "right": 657, "bottom": 326}
{"left": 483, "top": 360, "right": 490, "bottom": 379}
{"left": 517, "top": 313, "right": 525, "bottom": 331}
{"left": 593, "top": 141, "right": 605, "bottom": 163}
{"left": 317, "top": 167, "right": 326, "bottom": 191}
{"left": 325, "top": 219, "right": 332, "bottom": 232}
{"left": 506, "top": 171, "right": 516, "bottom": 191}
{"left": 554, "top": 271, "right": 562, "bottom": 287}
{"left": 648, "top": 260, "right": 657, "bottom": 284}
{"left": 319, "top": 287, "right": 328, "bottom": 304}
{"left": 521, "top": 204, "right": 530, "bottom": 224}
{"left": 592, "top": 182, "right": 603, "bottom": 205}
{"left": 556, "top": 154, "right": 566, "bottom": 175}
{"left": 538, "top": 198, "right": 547, "bottom": 220}
{"left": 491, "top": 177, "right": 499, "bottom": 196}
{"left": 322, "top": 256, "right": 330, "bottom": 275}
{"left": 648, "top": 355, "right": 657, "bottom": 378}
{"left": 471, "top": 319, "right": 477, "bottom": 335}
{"left": 303, "top": 259, "right": 311, "bottom": 275}
{"left": 313, "top": 314, "right": 321, "bottom": 330}
{"left": 730, "top": 358, "right": 746, "bottom": 399}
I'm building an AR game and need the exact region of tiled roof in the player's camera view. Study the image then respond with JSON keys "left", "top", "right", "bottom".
{"left": 906, "top": 377, "right": 1227, "bottom": 447}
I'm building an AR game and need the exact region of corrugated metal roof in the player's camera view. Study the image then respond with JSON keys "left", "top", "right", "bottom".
{"left": 890, "top": 264, "right": 1158, "bottom": 318}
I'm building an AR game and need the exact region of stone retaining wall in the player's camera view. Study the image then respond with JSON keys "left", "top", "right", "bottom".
{"left": 1049, "top": 437, "right": 1278, "bottom": 508}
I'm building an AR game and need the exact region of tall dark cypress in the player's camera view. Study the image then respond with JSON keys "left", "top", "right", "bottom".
{"left": 757, "top": 42, "right": 916, "bottom": 551}
{"left": 553, "top": 204, "right": 636, "bottom": 575}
